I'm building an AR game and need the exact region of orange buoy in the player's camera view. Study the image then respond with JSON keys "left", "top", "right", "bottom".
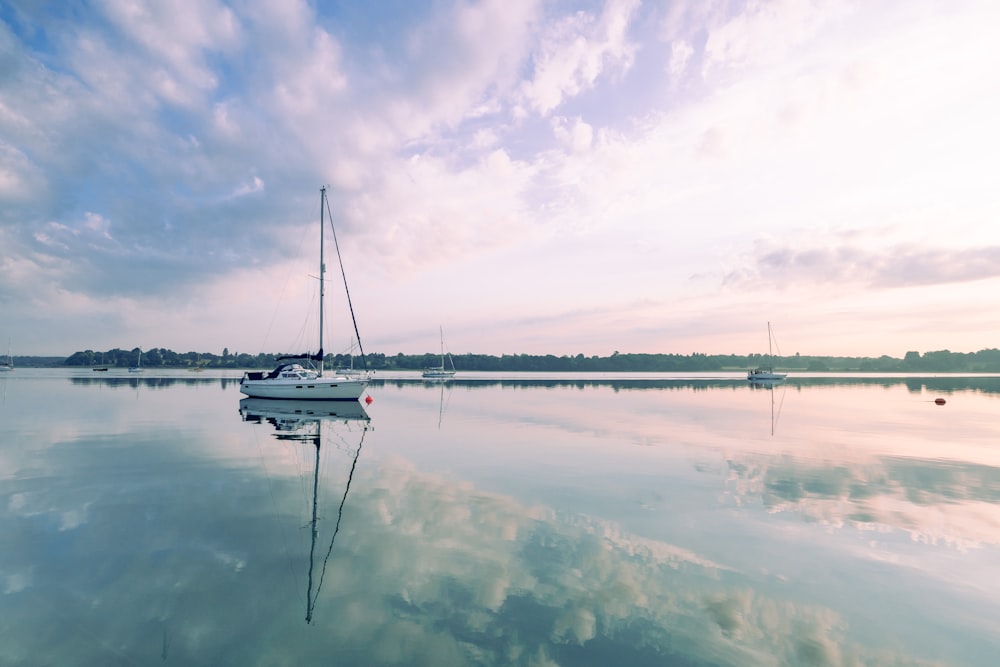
{"left": 934, "top": 398, "right": 946, "bottom": 405}
{"left": 365, "top": 395, "right": 374, "bottom": 404}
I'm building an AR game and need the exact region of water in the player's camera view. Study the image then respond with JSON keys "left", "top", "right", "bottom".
{"left": 2, "top": 370, "right": 999, "bottom": 666}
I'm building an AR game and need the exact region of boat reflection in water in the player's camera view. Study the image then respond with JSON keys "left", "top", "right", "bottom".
{"left": 239, "top": 397, "right": 371, "bottom": 429}
{"left": 747, "top": 377, "right": 786, "bottom": 436}
{"left": 239, "top": 398, "right": 371, "bottom": 623}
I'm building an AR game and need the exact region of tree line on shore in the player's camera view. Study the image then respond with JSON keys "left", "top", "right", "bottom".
{"left": 23, "top": 346, "right": 998, "bottom": 372}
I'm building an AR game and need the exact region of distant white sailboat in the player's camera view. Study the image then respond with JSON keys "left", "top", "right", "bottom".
{"left": 333, "top": 340, "right": 363, "bottom": 377}
{"left": 747, "top": 322, "right": 787, "bottom": 383}
{"left": 422, "top": 327, "right": 456, "bottom": 380}
{"left": 0, "top": 339, "right": 12, "bottom": 372}
{"left": 128, "top": 349, "right": 144, "bottom": 373}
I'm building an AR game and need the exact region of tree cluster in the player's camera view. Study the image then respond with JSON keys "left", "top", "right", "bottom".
{"left": 51, "top": 347, "right": 1000, "bottom": 373}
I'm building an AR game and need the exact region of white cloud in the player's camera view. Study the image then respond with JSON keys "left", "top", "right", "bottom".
{"left": 230, "top": 176, "right": 264, "bottom": 198}
{"left": 551, "top": 115, "right": 594, "bottom": 153}
{"left": 668, "top": 38, "right": 694, "bottom": 78}
{"left": 0, "top": 142, "right": 41, "bottom": 202}
{"left": 3, "top": 569, "right": 33, "bottom": 595}
{"left": 724, "top": 237, "right": 1000, "bottom": 289}
{"left": 519, "top": 0, "right": 640, "bottom": 115}
{"left": 349, "top": 147, "right": 537, "bottom": 274}
{"left": 82, "top": 212, "right": 113, "bottom": 240}
{"left": 701, "top": 0, "right": 849, "bottom": 75}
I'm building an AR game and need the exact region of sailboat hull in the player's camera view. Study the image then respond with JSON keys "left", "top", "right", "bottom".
{"left": 239, "top": 376, "right": 368, "bottom": 400}
{"left": 747, "top": 371, "right": 786, "bottom": 381}
{"left": 421, "top": 370, "right": 455, "bottom": 379}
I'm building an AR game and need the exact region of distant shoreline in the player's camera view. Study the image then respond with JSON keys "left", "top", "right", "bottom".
{"left": 9, "top": 346, "right": 1000, "bottom": 374}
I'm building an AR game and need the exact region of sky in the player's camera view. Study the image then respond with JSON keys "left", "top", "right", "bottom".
{"left": 1, "top": 0, "right": 999, "bottom": 359}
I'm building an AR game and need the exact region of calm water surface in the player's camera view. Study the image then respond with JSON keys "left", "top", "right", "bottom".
{"left": 2, "top": 370, "right": 999, "bottom": 666}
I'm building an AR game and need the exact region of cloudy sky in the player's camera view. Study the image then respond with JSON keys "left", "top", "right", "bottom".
{"left": 2, "top": 0, "right": 998, "bottom": 358}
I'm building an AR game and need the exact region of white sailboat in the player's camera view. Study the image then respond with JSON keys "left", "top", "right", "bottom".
{"left": 422, "top": 326, "right": 456, "bottom": 379}
{"left": 0, "top": 339, "right": 12, "bottom": 372}
{"left": 128, "top": 349, "right": 144, "bottom": 373}
{"left": 333, "top": 340, "right": 363, "bottom": 377}
{"left": 747, "top": 322, "right": 787, "bottom": 383}
{"left": 240, "top": 187, "right": 370, "bottom": 401}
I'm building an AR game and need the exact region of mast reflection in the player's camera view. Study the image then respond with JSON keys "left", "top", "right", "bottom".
{"left": 748, "top": 379, "right": 786, "bottom": 435}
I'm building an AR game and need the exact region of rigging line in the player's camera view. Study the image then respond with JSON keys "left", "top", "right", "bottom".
{"left": 438, "top": 382, "right": 454, "bottom": 430}
{"left": 310, "top": 426, "right": 369, "bottom": 619}
{"left": 323, "top": 188, "right": 369, "bottom": 370}
{"left": 775, "top": 385, "right": 787, "bottom": 432}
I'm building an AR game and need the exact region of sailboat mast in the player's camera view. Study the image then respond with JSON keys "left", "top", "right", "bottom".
{"left": 767, "top": 321, "right": 773, "bottom": 357}
{"left": 319, "top": 187, "right": 326, "bottom": 377}
{"left": 440, "top": 326, "right": 445, "bottom": 368}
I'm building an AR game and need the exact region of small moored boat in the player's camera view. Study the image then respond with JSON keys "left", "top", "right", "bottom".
{"left": 747, "top": 322, "right": 787, "bottom": 383}
{"left": 422, "top": 326, "right": 456, "bottom": 380}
